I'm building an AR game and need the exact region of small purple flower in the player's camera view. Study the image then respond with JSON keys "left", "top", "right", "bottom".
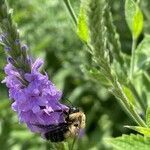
{"left": 3, "top": 58, "right": 69, "bottom": 134}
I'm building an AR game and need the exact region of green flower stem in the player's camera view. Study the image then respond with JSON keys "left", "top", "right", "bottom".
{"left": 63, "top": 0, "right": 93, "bottom": 54}
{"left": 130, "top": 37, "right": 137, "bottom": 80}
{"left": 129, "top": 81, "right": 146, "bottom": 114}
{"left": 0, "top": 0, "right": 31, "bottom": 74}
{"left": 89, "top": 0, "right": 146, "bottom": 127}
{"left": 113, "top": 80, "right": 147, "bottom": 127}
{"left": 63, "top": 0, "right": 147, "bottom": 127}
{"left": 0, "top": 41, "right": 5, "bottom": 46}
{"left": 70, "top": 137, "right": 77, "bottom": 150}
{"left": 63, "top": 0, "right": 77, "bottom": 26}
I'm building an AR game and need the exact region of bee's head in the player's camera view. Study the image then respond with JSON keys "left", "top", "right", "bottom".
{"left": 69, "top": 106, "right": 79, "bottom": 114}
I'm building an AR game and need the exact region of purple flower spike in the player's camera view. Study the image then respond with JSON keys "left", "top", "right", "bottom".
{"left": 3, "top": 58, "right": 69, "bottom": 134}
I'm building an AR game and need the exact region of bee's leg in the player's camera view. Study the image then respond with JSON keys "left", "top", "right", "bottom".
{"left": 61, "top": 109, "right": 69, "bottom": 119}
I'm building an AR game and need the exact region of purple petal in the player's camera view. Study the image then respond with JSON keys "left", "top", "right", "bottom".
{"left": 32, "top": 58, "right": 44, "bottom": 71}
{"left": 3, "top": 58, "right": 69, "bottom": 136}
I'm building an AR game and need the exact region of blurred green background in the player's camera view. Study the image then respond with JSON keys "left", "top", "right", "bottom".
{"left": 0, "top": 0, "right": 150, "bottom": 150}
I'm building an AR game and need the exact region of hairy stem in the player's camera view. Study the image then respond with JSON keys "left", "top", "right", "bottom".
{"left": 63, "top": 0, "right": 93, "bottom": 54}
{"left": 130, "top": 38, "right": 137, "bottom": 80}
{"left": 129, "top": 82, "right": 146, "bottom": 114}
{"left": 63, "top": 0, "right": 77, "bottom": 26}
{"left": 63, "top": 0, "right": 147, "bottom": 127}
{"left": 113, "top": 80, "right": 146, "bottom": 127}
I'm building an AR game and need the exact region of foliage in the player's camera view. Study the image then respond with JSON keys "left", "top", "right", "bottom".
{"left": 125, "top": 0, "right": 143, "bottom": 39}
{"left": 0, "top": 0, "right": 150, "bottom": 150}
{"left": 108, "top": 134, "right": 150, "bottom": 150}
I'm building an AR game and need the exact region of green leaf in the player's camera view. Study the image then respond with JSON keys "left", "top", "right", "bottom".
{"left": 82, "top": 65, "right": 111, "bottom": 87}
{"left": 108, "top": 134, "right": 150, "bottom": 150}
{"left": 132, "top": 7, "right": 143, "bottom": 39}
{"left": 125, "top": 0, "right": 143, "bottom": 39}
{"left": 146, "top": 107, "right": 150, "bottom": 127}
{"left": 88, "top": 0, "right": 110, "bottom": 59}
{"left": 77, "top": 1, "right": 89, "bottom": 42}
{"left": 142, "top": 73, "right": 150, "bottom": 105}
{"left": 142, "top": 72, "right": 150, "bottom": 94}
{"left": 112, "top": 60, "right": 125, "bottom": 84}
{"left": 135, "top": 34, "right": 150, "bottom": 72}
{"left": 122, "top": 86, "right": 135, "bottom": 105}
{"left": 125, "top": 126, "right": 150, "bottom": 136}
{"left": 104, "top": 3, "right": 124, "bottom": 67}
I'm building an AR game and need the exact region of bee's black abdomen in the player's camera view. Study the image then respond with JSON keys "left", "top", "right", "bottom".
{"left": 45, "top": 131, "right": 64, "bottom": 142}
{"left": 44, "top": 123, "right": 69, "bottom": 142}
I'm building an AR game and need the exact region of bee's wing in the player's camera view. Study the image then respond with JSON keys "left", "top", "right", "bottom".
{"left": 32, "top": 122, "right": 68, "bottom": 131}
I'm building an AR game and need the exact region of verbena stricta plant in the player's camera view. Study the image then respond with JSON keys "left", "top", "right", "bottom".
{"left": 0, "top": 0, "right": 67, "bottom": 132}
{"left": 0, "top": 0, "right": 150, "bottom": 149}
{"left": 63, "top": 0, "right": 150, "bottom": 149}
{"left": 0, "top": 0, "right": 85, "bottom": 149}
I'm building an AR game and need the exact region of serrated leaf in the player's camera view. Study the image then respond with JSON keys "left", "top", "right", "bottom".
{"left": 77, "top": 1, "right": 89, "bottom": 42}
{"left": 125, "top": 126, "right": 150, "bottom": 136}
{"left": 88, "top": 68, "right": 110, "bottom": 86}
{"left": 112, "top": 60, "right": 126, "bottom": 84}
{"left": 108, "top": 134, "right": 150, "bottom": 150}
{"left": 82, "top": 65, "right": 111, "bottom": 87}
{"left": 146, "top": 107, "right": 150, "bottom": 127}
{"left": 88, "top": 0, "right": 110, "bottom": 62}
{"left": 142, "top": 73, "right": 150, "bottom": 94}
{"left": 122, "top": 86, "right": 135, "bottom": 105}
{"left": 125, "top": 0, "right": 143, "bottom": 39}
{"left": 135, "top": 35, "right": 150, "bottom": 72}
{"left": 104, "top": 3, "right": 124, "bottom": 67}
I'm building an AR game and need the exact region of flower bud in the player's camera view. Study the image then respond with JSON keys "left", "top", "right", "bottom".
{"left": 4, "top": 46, "right": 11, "bottom": 51}
{"left": 15, "top": 39, "right": 20, "bottom": 45}
{"left": 0, "top": 33, "right": 7, "bottom": 42}
{"left": 7, "top": 56, "right": 15, "bottom": 64}
{"left": 21, "top": 44, "right": 28, "bottom": 51}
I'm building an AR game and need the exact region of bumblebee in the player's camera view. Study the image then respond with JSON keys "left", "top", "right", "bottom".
{"left": 34, "top": 106, "right": 86, "bottom": 142}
